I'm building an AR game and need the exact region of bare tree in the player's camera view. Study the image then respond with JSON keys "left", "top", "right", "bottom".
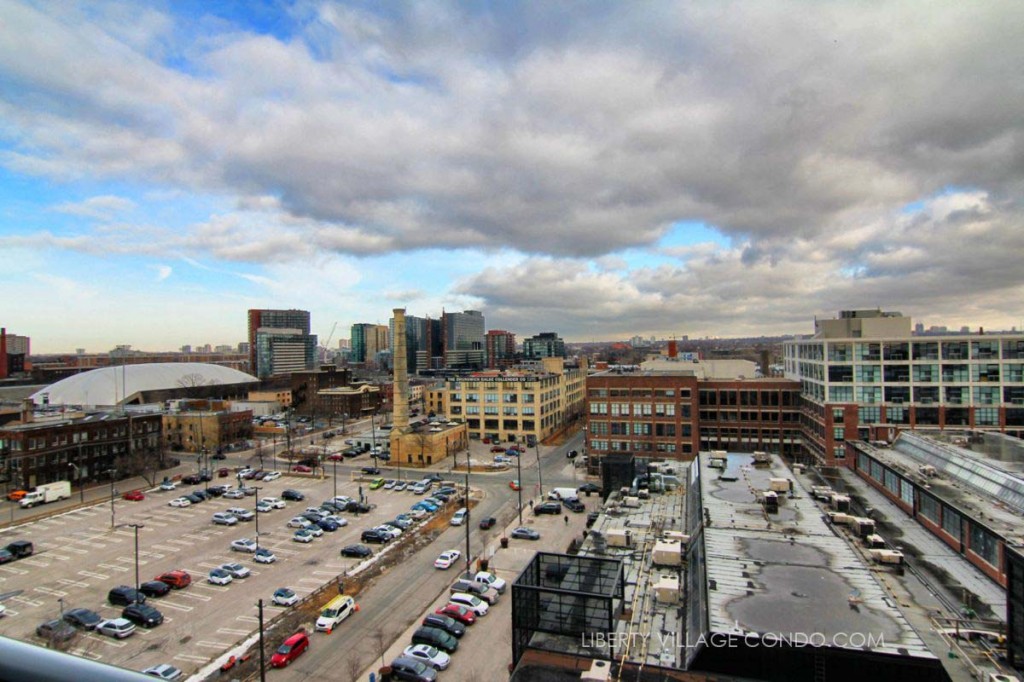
{"left": 113, "top": 442, "right": 164, "bottom": 487}
{"left": 176, "top": 373, "right": 211, "bottom": 388}
{"left": 371, "top": 626, "right": 391, "bottom": 670}
{"left": 345, "top": 655, "right": 365, "bottom": 682}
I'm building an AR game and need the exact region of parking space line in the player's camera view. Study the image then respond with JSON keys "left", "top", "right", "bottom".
{"left": 34, "top": 586, "right": 68, "bottom": 597}
{"left": 18, "top": 559, "right": 49, "bottom": 568}
{"left": 1, "top": 608, "right": 19, "bottom": 616}
{"left": 98, "top": 563, "right": 129, "bottom": 572}
{"left": 82, "top": 634, "right": 128, "bottom": 648}
{"left": 11, "top": 596, "right": 43, "bottom": 607}
{"left": 62, "top": 547, "right": 89, "bottom": 555}
{"left": 0, "top": 565, "right": 28, "bottom": 575}
{"left": 196, "top": 640, "right": 231, "bottom": 650}
{"left": 236, "top": 615, "right": 259, "bottom": 623}
{"left": 78, "top": 570, "right": 109, "bottom": 580}
{"left": 151, "top": 544, "right": 179, "bottom": 552}
{"left": 48, "top": 554, "right": 71, "bottom": 561}
{"left": 218, "top": 628, "right": 250, "bottom": 636}
{"left": 155, "top": 601, "right": 194, "bottom": 612}
{"left": 69, "top": 648, "right": 102, "bottom": 660}
{"left": 176, "top": 592, "right": 211, "bottom": 602}
{"left": 58, "top": 578, "right": 90, "bottom": 588}
{"left": 174, "top": 654, "right": 209, "bottom": 664}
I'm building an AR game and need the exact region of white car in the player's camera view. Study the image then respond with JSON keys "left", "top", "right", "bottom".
{"left": 254, "top": 548, "right": 277, "bottom": 564}
{"left": 159, "top": 481, "right": 176, "bottom": 492}
{"left": 332, "top": 496, "right": 352, "bottom": 507}
{"left": 448, "top": 592, "right": 488, "bottom": 616}
{"left": 321, "top": 515, "right": 348, "bottom": 527}
{"left": 293, "top": 529, "right": 315, "bottom": 543}
{"left": 0, "top": 603, "right": 6, "bottom": 618}
{"left": 256, "top": 502, "right": 273, "bottom": 513}
{"left": 383, "top": 480, "right": 396, "bottom": 490}
{"left": 304, "top": 525, "right": 324, "bottom": 538}
{"left": 220, "top": 562, "right": 251, "bottom": 579}
{"left": 375, "top": 525, "right": 401, "bottom": 539}
{"left": 402, "top": 644, "right": 451, "bottom": 671}
{"left": 272, "top": 588, "right": 298, "bottom": 606}
{"left": 262, "top": 471, "right": 282, "bottom": 482}
{"left": 168, "top": 497, "right": 191, "bottom": 508}
{"left": 97, "top": 617, "right": 136, "bottom": 639}
{"left": 408, "top": 508, "right": 427, "bottom": 520}
{"left": 288, "top": 517, "right": 312, "bottom": 529}
{"left": 212, "top": 512, "right": 238, "bottom": 526}
{"left": 141, "top": 664, "right": 182, "bottom": 680}
{"left": 261, "top": 497, "right": 286, "bottom": 509}
{"left": 226, "top": 507, "right": 255, "bottom": 521}
{"left": 230, "top": 538, "right": 257, "bottom": 553}
{"left": 433, "top": 550, "right": 461, "bottom": 570}
{"left": 223, "top": 489, "right": 245, "bottom": 500}
{"left": 208, "top": 568, "right": 233, "bottom": 585}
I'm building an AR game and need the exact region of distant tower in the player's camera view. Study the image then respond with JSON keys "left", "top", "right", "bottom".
{"left": 392, "top": 309, "right": 410, "bottom": 432}
{"left": 667, "top": 339, "right": 678, "bottom": 358}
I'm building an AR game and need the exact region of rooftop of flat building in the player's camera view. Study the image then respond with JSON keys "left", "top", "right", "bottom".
{"left": 636, "top": 357, "right": 762, "bottom": 380}
{"left": 700, "top": 452, "right": 935, "bottom": 660}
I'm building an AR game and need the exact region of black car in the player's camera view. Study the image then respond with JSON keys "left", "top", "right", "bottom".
{"left": 320, "top": 501, "right": 343, "bottom": 512}
{"left": 0, "top": 549, "right": 14, "bottom": 564}
{"left": 423, "top": 474, "right": 443, "bottom": 483}
{"left": 361, "top": 466, "right": 381, "bottom": 475}
{"left": 478, "top": 517, "right": 497, "bottom": 530}
{"left": 341, "top": 544, "right": 372, "bottom": 558}
{"left": 36, "top": 619, "right": 77, "bottom": 643}
{"left": 431, "top": 492, "right": 451, "bottom": 503}
{"left": 139, "top": 580, "right": 171, "bottom": 598}
{"left": 184, "top": 493, "right": 203, "bottom": 504}
{"left": 360, "top": 529, "right": 390, "bottom": 544}
{"left": 63, "top": 607, "right": 103, "bottom": 630}
{"left": 281, "top": 489, "right": 304, "bottom": 501}
{"left": 436, "top": 486, "right": 457, "bottom": 496}
{"left": 577, "top": 483, "right": 601, "bottom": 494}
{"left": 181, "top": 474, "right": 201, "bottom": 485}
{"left": 534, "top": 502, "right": 562, "bottom": 515}
{"left": 301, "top": 511, "right": 325, "bottom": 523}
{"left": 122, "top": 603, "right": 164, "bottom": 628}
{"left": 108, "top": 586, "right": 146, "bottom": 606}
{"left": 422, "top": 613, "right": 465, "bottom": 638}
{"left": 211, "top": 452, "right": 227, "bottom": 460}
{"left": 586, "top": 511, "right": 600, "bottom": 528}
{"left": 344, "top": 501, "right": 372, "bottom": 514}
{"left": 411, "top": 626, "right": 458, "bottom": 654}
{"left": 207, "top": 486, "right": 226, "bottom": 497}
{"left": 566, "top": 449, "right": 578, "bottom": 459}
{"left": 192, "top": 489, "right": 209, "bottom": 501}
{"left": 390, "top": 656, "right": 436, "bottom": 682}
{"left": 6, "top": 540, "right": 33, "bottom": 559}
{"left": 563, "top": 498, "right": 586, "bottom": 513}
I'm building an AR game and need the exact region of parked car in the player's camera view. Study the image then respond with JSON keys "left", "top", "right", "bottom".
{"left": 270, "top": 630, "right": 309, "bottom": 668}
{"left": 122, "top": 490, "right": 145, "bottom": 501}
{"left": 422, "top": 613, "right": 466, "bottom": 638}
{"left": 222, "top": 489, "right": 245, "bottom": 500}
{"left": 230, "top": 538, "right": 258, "bottom": 553}
{"left": 369, "top": 477, "right": 385, "bottom": 490}
{"left": 5, "top": 540, "right": 33, "bottom": 559}
{"left": 272, "top": 587, "right": 298, "bottom": 606}
{"left": 220, "top": 562, "right": 251, "bottom": 579}
{"left": 344, "top": 501, "right": 372, "bottom": 514}
{"left": 208, "top": 568, "right": 233, "bottom": 585}
{"left": 534, "top": 502, "right": 562, "bottom": 515}
{"left": 361, "top": 529, "right": 390, "bottom": 544}
{"left": 155, "top": 570, "right": 191, "bottom": 589}
{"left": 122, "top": 603, "right": 164, "bottom": 628}
{"left": 563, "top": 498, "right": 586, "bottom": 513}
{"left": 402, "top": 643, "right": 451, "bottom": 671}
{"left": 288, "top": 516, "right": 312, "bottom": 529}
{"left": 181, "top": 474, "right": 201, "bottom": 485}
{"left": 96, "top": 617, "right": 136, "bottom": 639}
{"left": 578, "top": 482, "right": 601, "bottom": 494}
{"left": 0, "top": 549, "right": 14, "bottom": 564}
{"left": 341, "top": 544, "right": 372, "bottom": 558}
{"left": 139, "top": 580, "right": 171, "bottom": 598}
{"left": 168, "top": 497, "right": 191, "bottom": 508}
{"left": 63, "top": 607, "right": 103, "bottom": 630}
{"left": 383, "top": 479, "right": 396, "bottom": 489}
{"left": 407, "top": 508, "right": 427, "bottom": 520}
{"left": 256, "top": 501, "right": 273, "bottom": 513}
{"left": 281, "top": 489, "right": 305, "bottom": 502}
{"left": 478, "top": 516, "right": 497, "bottom": 530}
{"left": 435, "top": 603, "right": 476, "bottom": 625}
{"left": 410, "top": 626, "right": 459, "bottom": 654}
{"left": 448, "top": 592, "right": 489, "bottom": 616}
{"left": 388, "top": 517, "right": 412, "bottom": 530}
{"left": 390, "top": 656, "right": 438, "bottom": 682}
{"left": 227, "top": 507, "right": 255, "bottom": 521}
{"left": 293, "top": 529, "right": 315, "bottom": 543}
{"left": 393, "top": 482, "right": 408, "bottom": 491}
{"left": 317, "top": 519, "right": 340, "bottom": 532}
{"left": 108, "top": 586, "right": 146, "bottom": 607}
{"left": 292, "top": 465, "right": 312, "bottom": 473}
{"left": 361, "top": 466, "right": 381, "bottom": 476}
{"left": 36, "top": 618, "right": 78, "bottom": 642}
{"left": 141, "top": 664, "right": 182, "bottom": 680}
{"left": 374, "top": 524, "right": 400, "bottom": 539}
{"left": 263, "top": 471, "right": 282, "bottom": 482}
{"left": 449, "top": 579, "right": 500, "bottom": 605}
{"left": 461, "top": 570, "right": 507, "bottom": 594}
{"left": 159, "top": 481, "right": 176, "bottom": 492}
{"left": 254, "top": 548, "right": 277, "bottom": 564}
{"left": 510, "top": 527, "right": 541, "bottom": 540}
{"left": 212, "top": 512, "right": 239, "bottom": 526}
{"left": 261, "top": 497, "right": 286, "bottom": 509}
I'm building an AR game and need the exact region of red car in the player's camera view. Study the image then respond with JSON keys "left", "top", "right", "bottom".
{"left": 218, "top": 468, "right": 230, "bottom": 478}
{"left": 327, "top": 453, "right": 344, "bottom": 461}
{"left": 292, "top": 465, "right": 312, "bottom": 473}
{"left": 436, "top": 603, "right": 476, "bottom": 625}
{"left": 489, "top": 445, "right": 505, "bottom": 453}
{"left": 122, "top": 490, "right": 145, "bottom": 501}
{"left": 508, "top": 480, "right": 521, "bottom": 491}
{"left": 270, "top": 631, "right": 309, "bottom": 668}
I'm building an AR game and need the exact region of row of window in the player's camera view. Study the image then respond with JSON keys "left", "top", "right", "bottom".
{"left": 589, "top": 440, "right": 694, "bottom": 454}
{"left": 790, "top": 339, "right": 1024, "bottom": 362}
{"left": 588, "top": 388, "right": 692, "bottom": 399}
{"left": 452, "top": 393, "right": 536, "bottom": 403}
{"left": 454, "top": 406, "right": 536, "bottom": 416}
{"left": 589, "top": 403, "right": 686, "bottom": 416}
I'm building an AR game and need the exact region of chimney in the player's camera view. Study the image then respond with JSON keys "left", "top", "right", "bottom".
{"left": 21, "top": 398, "right": 34, "bottom": 423}
{"left": 392, "top": 308, "right": 410, "bottom": 432}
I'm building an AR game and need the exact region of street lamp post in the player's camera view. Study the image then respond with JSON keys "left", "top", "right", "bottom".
{"left": 68, "top": 462, "right": 84, "bottom": 504}
{"left": 128, "top": 523, "right": 144, "bottom": 602}
{"left": 465, "top": 449, "right": 471, "bottom": 577}
{"left": 535, "top": 439, "right": 544, "bottom": 500}
{"left": 516, "top": 447, "right": 524, "bottom": 525}
{"left": 332, "top": 457, "right": 338, "bottom": 500}
{"left": 107, "top": 468, "right": 117, "bottom": 529}
{"left": 254, "top": 486, "right": 262, "bottom": 550}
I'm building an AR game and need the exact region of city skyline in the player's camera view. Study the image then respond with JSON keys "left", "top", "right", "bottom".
{"left": 2, "top": 2, "right": 1023, "bottom": 353}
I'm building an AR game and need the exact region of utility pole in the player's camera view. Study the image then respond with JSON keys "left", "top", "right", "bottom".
{"left": 535, "top": 439, "right": 544, "bottom": 500}
{"left": 68, "top": 462, "right": 83, "bottom": 504}
{"left": 257, "top": 598, "right": 267, "bottom": 682}
{"left": 108, "top": 468, "right": 117, "bottom": 529}
{"left": 516, "top": 447, "right": 524, "bottom": 525}
{"left": 128, "top": 522, "right": 144, "bottom": 602}
{"left": 254, "top": 486, "right": 262, "bottom": 550}
{"left": 465, "top": 449, "right": 471, "bottom": 576}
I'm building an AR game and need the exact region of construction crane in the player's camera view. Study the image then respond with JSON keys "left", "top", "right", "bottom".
{"left": 323, "top": 322, "right": 338, "bottom": 350}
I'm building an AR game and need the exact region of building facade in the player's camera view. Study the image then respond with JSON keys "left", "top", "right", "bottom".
{"left": 443, "top": 358, "right": 585, "bottom": 444}
{"left": 247, "top": 309, "right": 316, "bottom": 379}
{"left": 485, "top": 330, "right": 516, "bottom": 369}
{"left": 442, "top": 310, "right": 485, "bottom": 369}
{"left": 350, "top": 323, "right": 389, "bottom": 366}
{"left": 0, "top": 328, "right": 30, "bottom": 379}
{"left": 163, "top": 401, "right": 253, "bottom": 453}
{"left": 523, "top": 332, "right": 565, "bottom": 359}
{"left": 784, "top": 309, "right": 1024, "bottom": 466}
{"left": 585, "top": 373, "right": 802, "bottom": 463}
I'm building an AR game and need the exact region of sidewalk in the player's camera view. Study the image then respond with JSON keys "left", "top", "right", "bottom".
{"left": 356, "top": 493, "right": 596, "bottom": 681}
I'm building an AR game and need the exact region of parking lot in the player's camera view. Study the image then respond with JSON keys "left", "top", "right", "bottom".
{"left": 0, "top": 467, "right": 464, "bottom": 676}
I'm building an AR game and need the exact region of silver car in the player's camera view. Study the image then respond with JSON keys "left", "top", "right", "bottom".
{"left": 97, "top": 617, "right": 136, "bottom": 639}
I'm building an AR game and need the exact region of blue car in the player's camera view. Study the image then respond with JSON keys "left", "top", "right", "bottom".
{"left": 317, "top": 519, "right": 340, "bottom": 532}
{"left": 411, "top": 500, "right": 438, "bottom": 513}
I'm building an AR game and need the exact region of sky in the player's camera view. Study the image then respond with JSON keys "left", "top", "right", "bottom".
{"left": 2, "top": 1, "right": 1024, "bottom": 354}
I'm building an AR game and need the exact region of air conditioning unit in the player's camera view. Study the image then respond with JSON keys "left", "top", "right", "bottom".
{"left": 581, "top": 660, "right": 612, "bottom": 682}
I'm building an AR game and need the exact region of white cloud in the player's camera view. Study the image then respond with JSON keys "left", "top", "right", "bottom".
{"left": 51, "top": 195, "right": 136, "bottom": 220}
{"left": 154, "top": 264, "right": 172, "bottom": 281}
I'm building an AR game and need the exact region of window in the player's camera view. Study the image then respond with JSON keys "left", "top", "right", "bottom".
{"left": 465, "top": 406, "right": 480, "bottom": 415}
{"left": 610, "top": 403, "right": 629, "bottom": 416}
{"left": 833, "top": 427, "right": 845, "bottom": 441}
{"left": 969, "top": 523, "right": 999, "bottom": 566}
{"left": 942, "top": 507, "right": 961, "bottom": 540}
{"left": 589, "top": 403, "right": 608, "bottom": 415}
{"left": 485, "top": 393, "right": 498, "bottom": 403}
{"left": 859, "top": 406, "right": 880, "bottom": 424}
{"left": 900, "top": 479, "right": 914, "bottom": 507}
{"left": 919, "top": 493, "right": 940, "bottom": 522}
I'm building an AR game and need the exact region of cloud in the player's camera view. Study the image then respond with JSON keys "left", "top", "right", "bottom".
{"left": 154, "top": 264, "right": 172, "bottom": 281}
{"left": 51, "top": 195, "right": 136, "bottom": 220}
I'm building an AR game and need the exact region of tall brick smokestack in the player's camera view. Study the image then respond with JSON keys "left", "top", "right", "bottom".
{"left": 392, "top": 309, "right": 410, "bottom": 431}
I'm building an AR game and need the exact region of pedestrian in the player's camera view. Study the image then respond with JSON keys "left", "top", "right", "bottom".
{"left": 564, "top": 515, "right": 569, "bottom": 525}
{"left": 529, "top": 499, "right": 533, "bottom": 509}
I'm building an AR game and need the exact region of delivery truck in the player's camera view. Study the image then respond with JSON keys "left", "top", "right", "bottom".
{"left": 20, "top": 480, "right": 72, "bottom": 508}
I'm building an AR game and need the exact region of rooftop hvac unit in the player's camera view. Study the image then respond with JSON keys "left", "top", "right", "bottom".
{"left": 606, "top": 528, "right": 633, "bottom": 548}
{"left": 653, "top": 575, "right": 681, "bottom": 604}
{"left": 769, "top": 478, "right": 791, "bottom": 493}
{"left": 652, "top": 540, "right": 683, "bottom": 567}
{"left": 869, "top": 548, "right": 905, "bottom": 565}
{"left": 761, "top": 490, "right": 779, "bottom": 513}
{"left": 919, "top": 465, "right": 938, "bottom": 478}
{"left": 811, "top": 485, "right": 835, "bottom": 502}
{"left": 752, "top": 451, "right": 770, "bottom": 465}
{"left": 663, "top": 530, "right": 690, "bottom": 544}
{"left": 830, "top": 494, "right": 851, "bottom": 512}
{"left": 622, "top": 496, "right": 641, "bottom": 508}
{"left": 864, "top": 533, "right": 886, "bottom": 549}
{"left": 580, "top": 660, "right": 612, "bottom": 682}
{"left": 852, "top": 517, "right": 876, "bottom": 538}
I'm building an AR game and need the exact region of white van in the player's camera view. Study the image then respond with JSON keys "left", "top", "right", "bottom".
{"left": 450, "top": 508, "right": 468, "bottom": 526}
{"left": 315, "top": 595, "right": 356, "bottom": 632}
{"left": 548, "top": 488, "right": 578, "bottom": 501}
